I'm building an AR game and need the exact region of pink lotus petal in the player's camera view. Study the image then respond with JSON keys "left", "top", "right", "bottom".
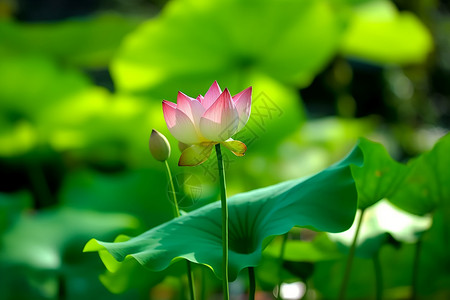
{"left": 178, "top": 143, "right": 214, "bottom": 166}
{"left": 199, "top": 88, "right": 239, "bottom": 142}
{"left": 162, "top": 101, "right": 202, "bottom": 144}
{"left": 177, "top": 92, "right": 205, "bottom": 127}
{"left": 202, "top": 81, "right": 222, "bottom": 110}
{"left": 196, "top": 95, "right": 204, "bottom": 102}
{"left": 162, "top": 100, "right": 178, "bottom": 128}
{"left": 233, "top": 86, "right": 252, "bottom": 132}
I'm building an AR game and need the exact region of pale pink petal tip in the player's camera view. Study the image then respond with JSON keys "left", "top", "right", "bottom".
{"left": 203, "top": 80, "right": 223, "bottom": 109}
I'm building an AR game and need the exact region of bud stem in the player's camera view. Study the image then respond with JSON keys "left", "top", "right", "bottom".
{"left": 163, "top": 160, "right": 196, "bottom": 300}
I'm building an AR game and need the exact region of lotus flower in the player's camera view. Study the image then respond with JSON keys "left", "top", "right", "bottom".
{"left": 162, "top": 81, "right": 252, "bottom": 166}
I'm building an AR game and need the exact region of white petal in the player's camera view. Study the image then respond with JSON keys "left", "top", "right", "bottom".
{"left": 233, "top": 87, "right": 252, "bottom": 132}
{"left": 177, "top": 92, "right": 205, "bottom": 128}
{"left": 163, "top": 101, "right": 202, "bottom": 144}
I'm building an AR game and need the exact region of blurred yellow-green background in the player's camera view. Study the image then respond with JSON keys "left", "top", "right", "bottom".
{"left": 0, "top": 0, "right": 449, "bottom": 299}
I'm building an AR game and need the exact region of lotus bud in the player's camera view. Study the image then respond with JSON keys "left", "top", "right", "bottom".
{"left": 149, "top": 129, "right": 171, "bottom": 162}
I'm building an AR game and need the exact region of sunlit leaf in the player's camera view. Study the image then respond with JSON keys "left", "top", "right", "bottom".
{"left": 389, "top": 133, "right": 450, "bottom": 215}
{"left": 0, "top": 14, "right": 139, "bottom": 67}
{"left": 351, "top": 138, "right": 408, "bottom": 209}
{"left": 84, "top": 141, "right": 365, "bottom": 280}
{"left": 340, "top": 0, "right": 433, "bottom": 64}
{"left": 111, "top": 0, "right": 346, "bottom": 97}
{"left": 329, "top": 200, "right": 432, "bottom": 258}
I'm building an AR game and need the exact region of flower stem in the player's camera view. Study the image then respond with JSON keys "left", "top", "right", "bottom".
{"left": 411, "top": 237, "right": 423, "bottom": 300}
{"left": 248, "top": 267, "right": 256, "bottom": 300}
{"left": 338, "top": 208, "right": 365, "bottom": 300}
{"left": 373, "top": 250, "right": 382, "bottom": 300}
{"left": 215, "top": 144, "right": 229, "bottom": 300}
{"left": 164, "top": 160, "right": 196, "bottom": 300}
{"left": 164, "top": 160, "right": 181, "bottom": 218}
{"left": 277, "top": 233, "right": 288, "bottom": 300}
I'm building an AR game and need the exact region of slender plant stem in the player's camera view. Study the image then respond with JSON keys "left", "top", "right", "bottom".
{"left": 338, "top": 208, "right": 365, "bottom": 300}
{"left": 248, "top": 267, "right": 256, "bottom": 300}
{"left": 215, "top": 144, "right": 229, "bottom": 300}
{"left": 277, "top": 233, "right": 288, "bottom": 300}
{"left": 164, "top": 160, "right": 196, "bottom": 300}
{"left": 186, "top": 260, "right": 196, "bottom": 300}
{"left": 411, "top": 237, "right": 423, "bottom": 300}
{"left": 373, "top": 251, "right": 383, "bottom": 300}
{"left": 164, "top": 160, "right": 181, "bottom": 218}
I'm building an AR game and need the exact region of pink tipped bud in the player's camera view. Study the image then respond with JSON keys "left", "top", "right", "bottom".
{"left": 149, "top": 129, "right": 171, "bottom": 162}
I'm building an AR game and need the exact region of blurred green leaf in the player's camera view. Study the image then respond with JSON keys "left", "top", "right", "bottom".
{"left": 111, "top": 0, "right": 346, "bottom": 98}
{"left": 0, "top": 14, "right": 140, "bottom": 67}
{"left": 389, "top": 133, "right": 450, "bottom": 215}
{"left": 330, "top": 200, "right": 431, "bottom": 258}
{"left": 0, "top": 191, "right": 32, "bottom": 233}
{"left": 263, "top": 233, "right": 343, "bottom": 262}
{"left": 60, "top": 169, "right": 176, "bottom": 229}
{"left": 340, "top": 0, "right": 433, "bottom": 64}
{"left": 0, "top": 208, "right": 139, "bottom": 270}
{"left": 352, "top": 138, "right": 408, "bottom": 209}
{"left": 0, "top": 54, "right": 90, "bottom": 118}
{"left": 84, "top": 141, "right": 364, "bottom": 280}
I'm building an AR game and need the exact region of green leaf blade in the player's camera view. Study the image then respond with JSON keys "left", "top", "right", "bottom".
{"left": 85, "top": 142, "right": 365, "bottom": 280}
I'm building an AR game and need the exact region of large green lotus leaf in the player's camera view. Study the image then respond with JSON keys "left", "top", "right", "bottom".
{"left": 351, "top": 138, "right": 408, "bottom": 209}
{"left": 98, "top": 235, "right": 186, "bottom": 294}
{"left": 111, "top": 0, "right": 346, "bottom": 97}
{"left": 0, "top": 14, "right": 139, "bottom": 67}
{"left": 340, "top": 0, "right": 433, "bottom": 64}
{"left": 84, "top": 141, "right": 365, "bottom": 280}
{"left": 389, "top": 133, "right": 450, "bottom": 216}
{"left": 329, "top": 200, "right": 432, "bottom": 258}
{"left": 0, "top": 208, "right": 139, "bottom": 270}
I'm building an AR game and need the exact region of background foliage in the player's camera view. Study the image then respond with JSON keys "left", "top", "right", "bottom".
{"left": 0, "top": 0, "right": 449, "bottom": 299}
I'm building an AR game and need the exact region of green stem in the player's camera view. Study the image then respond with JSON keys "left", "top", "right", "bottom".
{"left": 164, "top": 160, "right": 181, "bottom": 218}
{"left": 411, "top": 237, "right": 423, "bottom": 300}
{"left": 186, "top": 260, "right": 196, "bottom": 300}
{"left": 338, "top": 208, "right": 365, "bottom": 300}
{"left": 215, "top": 144, "right": 229, "bottom": 300}
{"left": 248, "top": 267, "right": 256, "bottom": 300}
{"left": 373, "top": 251, "right": 382, "bottom": 300}
{"left": 277, "top": 234, "right": 288, "bottom": 300}
{"left": 164, "top": 160, "right": 196, "bottom": 300}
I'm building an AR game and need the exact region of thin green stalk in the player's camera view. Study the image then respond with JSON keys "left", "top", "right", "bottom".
{"left": 164, "top": 160, "right": 196, "bottom": 300}
{"left": 215, "top": 144, "right": 229, "bottom": 300}
{"left": 338, "top": 209, "right": 365, "bottom": 300}
{"left": 373, "top": 251, "right": 382, "bottom": 300}
{"left": 411, "top": 238, "right": 423, "bottom": 300}
{"left": 277, "top": 234, "right": 288, "bottom": 300}
{"left": 248, "top": 267, "right": 256, "bottom": 300}
{"left": 164, "top": 160, "right": 181, "bottom": 218}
